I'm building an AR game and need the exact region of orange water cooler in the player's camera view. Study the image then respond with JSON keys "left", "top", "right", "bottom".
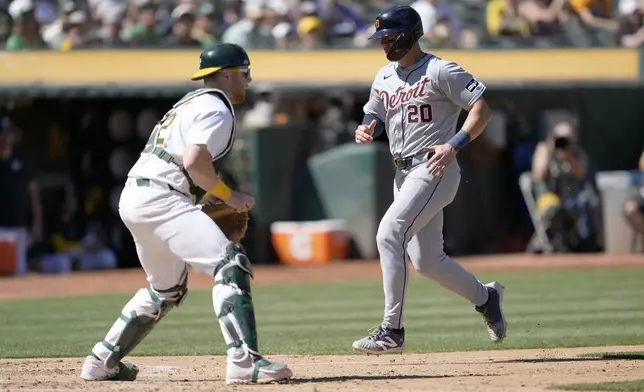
{"left": 270, "top": 220, "right": 349, "bottom": 265}
{"left": 0, "top": 231, "right": 19, "bottom": 276}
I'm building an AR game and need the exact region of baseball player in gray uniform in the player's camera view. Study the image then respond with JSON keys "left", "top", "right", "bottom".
{"left": 352, "top": 5, "right": 508, "bottom": 354}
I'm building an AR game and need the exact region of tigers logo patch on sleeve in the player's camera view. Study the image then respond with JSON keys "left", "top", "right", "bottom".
{"left": 465, "top": 78, "right": 479, "bottom": 92}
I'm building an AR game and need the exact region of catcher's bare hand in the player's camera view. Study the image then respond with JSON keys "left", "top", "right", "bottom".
{"left": 355, "top": 120, "right": 376, "bottom": 144}
{"left": 226, "top": 191, "right": 255, "bottom": 213}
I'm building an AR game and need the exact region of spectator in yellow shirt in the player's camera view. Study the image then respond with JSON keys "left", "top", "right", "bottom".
{"left": 569, "top": 0, "right": 619, "bottom": 30}
{"left": 487, "top": 0, "right": 531, "bottom": 38}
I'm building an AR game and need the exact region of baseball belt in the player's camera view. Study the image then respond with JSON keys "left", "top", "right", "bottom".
{"left": 393, "top": 151, "right": 435, "bottom": 171}
{"left": 126, "top": 177, "right": 192, "bottom": 199}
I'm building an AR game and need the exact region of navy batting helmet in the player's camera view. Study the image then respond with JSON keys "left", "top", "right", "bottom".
{"left": 369, "top": 5, "right": 423, "bottom": 62}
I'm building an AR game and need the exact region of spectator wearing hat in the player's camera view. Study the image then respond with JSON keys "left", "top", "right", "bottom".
{"left": 297, "top": 14, "right": 326, "bottom": 49}
{"left": 0, "top": 118, "right": 43, "bottom": 275}
{"left": 5, "top": 0, "right": 46, "bottom": 50}
{"left": 59, "top": 10, "right": 100, "bottom": 50}
{"left": 162, "top": 3, "right": 201, "bottom": 47}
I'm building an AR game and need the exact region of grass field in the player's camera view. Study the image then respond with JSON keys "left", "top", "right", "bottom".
{"left": 557, "top": 379, "right": 644, "bottom": 391}
{"left": 2, "top": 268, "right": 643, "bottom": 358}
{"left": 2, "top": 261, "right": 644, "bottom": 391}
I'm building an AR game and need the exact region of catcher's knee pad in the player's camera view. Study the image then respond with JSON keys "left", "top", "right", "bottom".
{"left": 213, "top": 243, "right": 258, "bottom": 353}
{"left": 94, "top": 272, "right": 188, "bottom": 368}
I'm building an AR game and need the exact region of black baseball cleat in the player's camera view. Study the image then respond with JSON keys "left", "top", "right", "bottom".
{"left": 475, "top": 282, "right": 508, "bottom": 343}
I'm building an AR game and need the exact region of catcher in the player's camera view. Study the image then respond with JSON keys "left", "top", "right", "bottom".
{"left": 79, "top": 43, "right": 293, "bottom": 385}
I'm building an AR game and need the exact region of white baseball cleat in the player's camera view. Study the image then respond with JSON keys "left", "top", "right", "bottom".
{"left": 80, "top": 354, "right": 139, "bottom": 381}
{"left": 226, "top": 351, "right": 293, "bottom": 385}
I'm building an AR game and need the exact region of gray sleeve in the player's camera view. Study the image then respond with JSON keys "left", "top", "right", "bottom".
{"left": 437, "top": 61, "right": 486, "bottom": 110}
{"left": 363, "top": 82, "right": 386, "bottom": 122}
{"left": 363, "top": 113, "right": 385, "bottom": 138}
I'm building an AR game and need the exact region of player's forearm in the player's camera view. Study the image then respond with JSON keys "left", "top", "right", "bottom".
{"left": 448, "top": 98, "right": 491, "bottom": 151}
{"left": 184, "top": 144, "right": 232, "bottom": 200}
{"left": 461, "top": 98, "right": 491, "bottom": 140}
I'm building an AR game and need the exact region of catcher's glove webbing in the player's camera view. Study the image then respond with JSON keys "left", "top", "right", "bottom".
{"left": 198, "top": 195, "right": 249, "bottom": 242}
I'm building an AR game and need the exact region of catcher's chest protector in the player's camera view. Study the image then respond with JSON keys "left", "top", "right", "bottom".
{"left": 172, "top": 88, "right": 238, "bottom": 200}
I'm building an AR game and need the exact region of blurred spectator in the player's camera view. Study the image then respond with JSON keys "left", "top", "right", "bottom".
{"left": 297, "top": 14, "right": 326, "bottom": 49}
{"left": 162, "top": 4, "right": 201, "bottom": 47}
{"left": 617, "top": 0, "right": 644, "bottom": 47}
{"left": 531, "top": 120, "right": 600, "bottom": 252}
{"left": 412, "top": 0, "right": 460, "bottom": 47}
{"left": 0, "top": 118, "right": 43, "bottom": 275}
{"left": 459, "top": 26, "right": 481, "bottom": 48}
{"left": 59, "top": 10, "right": 101, "bottom": 50}
{"left": 97, "top": 4, "right": 128, "bottom": 48}
{"left": 317, "top": 0, "right": 368, "bottom": 42}
{"left": 191, "top": 3, "right": 217, "bottom": 48}
{"left": 122, "top": 0, "right": 162, "bottom": 47}
{"left": 486, "top": 0, "right": 531, "bottom": 41}
{"left": 566, "top": 0, "right": 619, "bottom": 46}
{"left": 40, "top": 182, "right": 117, "bottom": 274}
{"left": 1, "top": 6, "right": 12, "bottom": 43}
{"left": 222, "top": 4, "right": 276, "bottom": 48}
{"left": 5, "top": 0, "right": 46, "bottom": 50}
{"left": 485, "top": 0, "right": 568, "bottom": 47}
{"left": 241, "top": 83, "right": 276, "bottom": 131}
{"left": 516, "top": 0, "right": 568, "bottom": 45}
{"left": 623, "top": 147, "right": 644, "bottom": 241}
{"left": 315, "top": 92, "right": 357, "bottom": 152}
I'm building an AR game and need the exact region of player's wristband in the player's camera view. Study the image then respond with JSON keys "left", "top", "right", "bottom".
{"left": 447, "top": 129, "right": 471, "bottom": 152}
{"left": 208, "top": 179, "right": 232, "bottom": 201}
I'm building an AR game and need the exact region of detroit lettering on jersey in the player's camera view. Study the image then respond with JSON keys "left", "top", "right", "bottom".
{"left": 364, "top": 55, "right": 486, "bottom": 158}
{"left": 380, "top": 77, "right": 431, "bottom": 112}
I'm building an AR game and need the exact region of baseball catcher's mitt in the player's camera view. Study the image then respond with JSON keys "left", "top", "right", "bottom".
{"left": 198, "top": 194, "right": 249, "bottom": 242}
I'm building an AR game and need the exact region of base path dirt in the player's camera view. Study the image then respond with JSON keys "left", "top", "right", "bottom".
{"left": 1, "top": 345, "right": 643, "bottom": 392}
{"left": 2, "top": 253, "right": 644, "bottom": 301}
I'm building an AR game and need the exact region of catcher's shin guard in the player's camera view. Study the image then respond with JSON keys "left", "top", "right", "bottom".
{"left": 92, "top": 270, "right": 188, "bottom": 368}
{"left": 213, "top": 243, "right": 259, "bottom": 353}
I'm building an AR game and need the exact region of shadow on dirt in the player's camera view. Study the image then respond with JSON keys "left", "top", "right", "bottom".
{"left": 495, "top": 352, "right": 644, "bottom": 364}
{"left": 289, "top": 373, "right": 497, "bottom": 384}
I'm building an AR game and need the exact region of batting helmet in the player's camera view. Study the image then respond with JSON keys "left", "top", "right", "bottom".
{"left": 369, "top": 5, "right": 423, "bottom": 62}
{"left": 191, "top": 43, "right": 251, "bottom": 81}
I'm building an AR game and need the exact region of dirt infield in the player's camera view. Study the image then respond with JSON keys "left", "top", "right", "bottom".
{"left": 1, "top": 253, "right": 644, "bottom": 392}
{"left": 2, "top": 345, "right": 644, "bottom": 392}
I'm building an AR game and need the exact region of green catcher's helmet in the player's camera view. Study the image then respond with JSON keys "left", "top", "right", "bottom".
{"left": 191, "top": 43, "right": 251, "bottom": 81}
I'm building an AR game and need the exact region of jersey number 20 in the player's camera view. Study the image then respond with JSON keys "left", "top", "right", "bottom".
{"left": 407, "top": 104, "right": 433, "bottom": 123}
{"left": 142, "top": 109, "right": 177, "bottom": 153}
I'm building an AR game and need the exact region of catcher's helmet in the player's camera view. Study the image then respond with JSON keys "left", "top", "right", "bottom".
{"left": 369, "top": 5, "right": 423, "bottom": 62}
{"left": 191, "top": 43, "right": 250, "bottom": 81}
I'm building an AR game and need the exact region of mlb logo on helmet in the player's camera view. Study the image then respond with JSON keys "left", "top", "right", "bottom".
{"left": 375, "top": 19, "right": 380, "bottom": 28}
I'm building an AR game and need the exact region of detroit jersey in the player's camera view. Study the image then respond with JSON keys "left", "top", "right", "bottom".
{"left": 364, "top": 54, "right": 485, "bottom": 158}
{"left": 127, "top": 88, "right": 236, "bottom": 196}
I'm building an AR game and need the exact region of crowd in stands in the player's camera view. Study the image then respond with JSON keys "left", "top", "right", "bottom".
{"left": 2, "top": 0, "right": 644, "bottom": 51}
